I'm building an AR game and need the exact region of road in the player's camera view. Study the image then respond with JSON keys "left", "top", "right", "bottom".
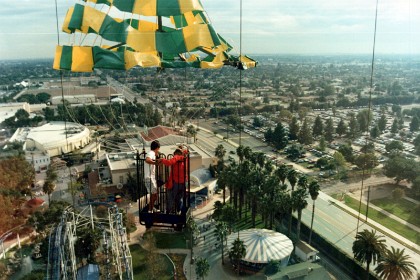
{"left": 301, "top": 192, "right": 420, "bottom": 276}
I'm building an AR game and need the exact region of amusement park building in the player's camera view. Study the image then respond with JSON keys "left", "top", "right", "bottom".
{"left": 10, "top": 122, "right": 91, "bottom": 171}
{"left": 24, "top": 122, "right": 90, "bottom": 157}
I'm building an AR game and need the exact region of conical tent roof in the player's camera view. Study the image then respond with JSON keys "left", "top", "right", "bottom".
{"left": 227, "top": 228, "right": 293, "bottom": 264}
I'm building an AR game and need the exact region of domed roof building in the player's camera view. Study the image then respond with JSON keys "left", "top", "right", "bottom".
{"left": 25, "top": 121, "right": 90, "bottom": 157}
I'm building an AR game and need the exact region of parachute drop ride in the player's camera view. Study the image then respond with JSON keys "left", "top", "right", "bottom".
{"left": 53, "top": 0, "right": 257, "bottom": 71}
{"left": 53, "top": 0, "right": 256, "bottom": 229}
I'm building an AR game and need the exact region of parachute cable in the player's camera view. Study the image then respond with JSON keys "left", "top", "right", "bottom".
{"left": 355, "top": 0, "right": 379, "bottom": 237}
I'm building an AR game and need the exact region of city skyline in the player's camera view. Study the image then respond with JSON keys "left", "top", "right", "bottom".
{"left": 0, "top": 0, "right": 419, "bottom": 60}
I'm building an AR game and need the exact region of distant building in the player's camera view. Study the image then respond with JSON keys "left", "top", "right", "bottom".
{"left": 9, "top": 122, "right": 91, "bottom": 170}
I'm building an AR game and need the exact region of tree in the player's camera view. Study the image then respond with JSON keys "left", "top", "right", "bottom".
{"left": 187, "top": 217, "right": 199, "bottom": 263}
{"left": 336, "top": 119, "right": 347, "bottom": 136}
{"left": 370, "top": 125, "right": 380, "bottom": 139}
{"left": 195, "top": 257, "right": 210, "bottom": 280}
{"left": 272, "top": 122, "right": 289, "bottom": 150}
{"left": 308, "top": 181, "right": 320, "bottom": 245}
{"left": 385, "top": 140, "right": 404, "bottom": 153}
{"left": 409, "top": 116, "right": 419, "bottom": 132}
{"left": 293, "top": 187, "right": 308, "bottom": 241}
{"left": 214, "top": 221, "right": 228, "bottom": 265}
{"left": 357, "top": 109, "right": 373, "bottom": 133}
{"left": 187, "top": 124, "right": 197, "bottom": 143}
{"left": 214, "top": 144, "right": 226, "bottom": 162}
{"left": 288, "top": 116, "right": 300, "bottom": 140}
{"left": 318, "top": 136, "right": 326, "bottom": 151}
{"left": 312, "top": 116, "right": 324, "bottom": 138}
{"left": 354, "top": 153, "right": 378, "bottom": 171}
{"left": 374, "top": 247, "right": 416, "bottom": 280}
{"left": 228, "top": 237, "right": 247, "bottom": 275}
{"left": 391, "top": 118, "right": 399, "bottom": 134}
{"left": 377, "top": 114, "right": 387, "bottom": 132}
{"left": 353, "top": 229, "right": 387, "bottom": 280}
{"left": 74, "top": 226, "right": 102, "bottom": 263}
{"left": 347, "top": 113, "right": 359, "bottom": 139}
{"left": 338, "top": 144, "right": 354, "bottom": 163}
{"left": 43, "top": 179, "right": 55, "bottom": 205}
{"left": 298, "top": 118, "right": 313, "bottom": 145}
{"left": 324, "top": 118, "right": 335, "bottom": 142}
{"left": 383, "top": 155, "right": 418, "bottom": 184}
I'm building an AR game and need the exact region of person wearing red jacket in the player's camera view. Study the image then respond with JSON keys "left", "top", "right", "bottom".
{"left": 160, "top": 147, "right": 188, "bottom": 213}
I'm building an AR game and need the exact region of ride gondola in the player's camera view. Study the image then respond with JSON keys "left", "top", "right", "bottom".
{"left": 136, "top": 146, "right": 191, "bottom": 230}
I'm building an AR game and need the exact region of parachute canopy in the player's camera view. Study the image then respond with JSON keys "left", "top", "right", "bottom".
{"left": 53, "top": 0, "right": 257, "bottom": 72}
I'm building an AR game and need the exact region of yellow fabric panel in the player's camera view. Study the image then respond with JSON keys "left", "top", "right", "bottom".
{"left": 179, "top": 0, "right": 203, "bottom": 13}
{"left": 53, "top": 46, "right": 63, "bottom": 70}
{"left": 200, "top": 61, "right": 224, "bottom": 69}
{"left": 83, "top": 6, "right": 106, "bottom": 33}
{"left": 71, "top": 47, "right": 94, "bottom": 72}
{"left": 184, "top": 12, "right": 196, "bottom": 26}
{"left": 183, "top": 24, "right": 213, "bottom": 51}
{"left": 124, "top": 50, "right": 161, "bottom": 69}
{"left": 239, "top": 56, "right": 257, "bottom": 68}
{"left": 126, "top": 26, "right": 156, "bottom": 52}
{"left": 62, "top": 7, "right": 74, "bottom": 33}
{"left": 133, "top": 0, "right": 157, "bottom": 16}
{"left": 186, "top": 54, "right": 198, "bottom": 62}
{"left": 137, "top": 20, "right": 158, "bottom": 32}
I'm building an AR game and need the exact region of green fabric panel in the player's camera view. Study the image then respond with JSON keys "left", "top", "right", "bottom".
{"left": 156, "top": 30, "right": 187, "bottom": 53}
{"left": 157, "top": 0, "right": 180, "bottom": 16}
{"left": 99, "top": 14, "right": 127, "bottom": 43}
{"left": 172, "top": 15, "right": 188, "bottom": 28}
{"left": 218, "top": 34, "right": 233, "bottom": 51}
{"left": 207, "top": 24, "right": 221, "bottom": 46}
{"left": 162, "top": 53, "right": 177, "bottom": 61}
{"left": 130, "top": 19, "right": 139, "bottom": 29}
{"left": 92, "top": 47, "right": 125, "bottom": 70}
{"left": 113, "top": 0, "right": 135, "bottom": 13}
{"left": 193, "top": 11, "right": 208, "bottom": 23}
{"left": 68, "top": 4, "right": 85, "bottom": 32}
{"left": 60, "top": 46, "right": 73, "bottom": 70}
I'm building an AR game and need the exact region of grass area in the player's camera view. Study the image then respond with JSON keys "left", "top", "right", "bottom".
{"left": 371, "top": 197, "right": 420, "bottom": 228}
{"left": 151, "top": 231, "right": 190, "bottom": 249}
{"left": 130, "top": 244, "right": 174, "bottom": 280}
{"left": 233, "top": 211, "right": 265, "bottom": 231}
{"left": 341, "top": 195, "right": 420, "bottom": 245}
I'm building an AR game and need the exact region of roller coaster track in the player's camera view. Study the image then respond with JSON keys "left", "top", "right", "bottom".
{"left": 46, "top": 204, "right": 133, "bottom": 280}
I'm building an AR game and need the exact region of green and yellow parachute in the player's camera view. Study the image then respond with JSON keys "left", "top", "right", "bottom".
{"left": 53, "top": 0, "right": 257, "bottom": 72}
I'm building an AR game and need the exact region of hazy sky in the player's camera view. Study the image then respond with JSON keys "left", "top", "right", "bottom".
{"left": 0, "top": 0, "right": 418, "bottom": 60}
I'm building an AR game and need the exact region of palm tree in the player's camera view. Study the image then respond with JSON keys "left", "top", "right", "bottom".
{"left": 214, "top": 221, "right": 228, "bottom": 265}
{"left": 353, "top": 229, "right": 387, "bottom": 280}
{"left": 43, "top": 179, "right": 55, "bottom": 205}
{"left": 236, "top": 145, "right": 244, "bottom": 162}
{"left": 275, "top": 164, "right": 289, "bottom": 185}
{"left": 293, "top": 187, "right": 308, "bottom": 241}
{"left": 195, "top": 257, "right": 210, "bottom": 280}
{"left": 287, "top": 169, "right": 297, "bottom": 191}
{"left": 187, "top": 217, "right": 199, "bottom": 264}
{"left": 215, "top": 144, "right": 226, "bottom": 162}
{"left": 228, "top": 237, "right": 247, "bottom": 276}
{"left": 308, "top": 180, "right": 320, "bottom": 245}
{"left": 374, "top": 247, "right": 417, "bottom": 280}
